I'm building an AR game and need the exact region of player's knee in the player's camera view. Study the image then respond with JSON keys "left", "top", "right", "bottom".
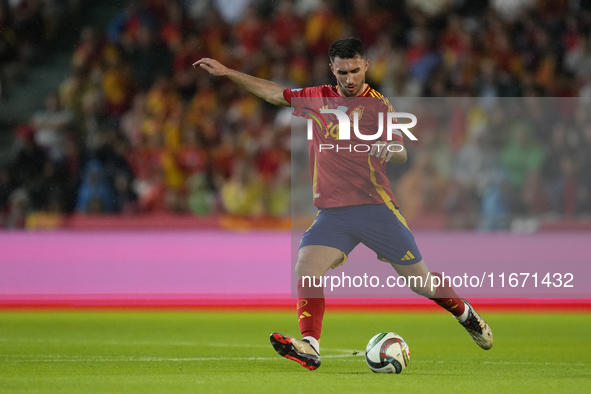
{"left": 295, "top": 256, "right": 333, "bottom": 278}
{"left": 295, "top": 258, "right": 319, "bottom": 278}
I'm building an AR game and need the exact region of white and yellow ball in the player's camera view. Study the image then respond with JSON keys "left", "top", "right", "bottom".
{"left": 365, "top": 332, "right": 410, "bottom": 374}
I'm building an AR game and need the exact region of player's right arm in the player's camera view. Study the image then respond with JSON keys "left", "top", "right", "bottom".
{"left": 193, "top": 58, "right": 290, "bottom": 107}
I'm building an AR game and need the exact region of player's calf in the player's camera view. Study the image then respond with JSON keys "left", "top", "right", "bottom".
{"left": 428, "top": 272, "right": 466, "bottom": 316}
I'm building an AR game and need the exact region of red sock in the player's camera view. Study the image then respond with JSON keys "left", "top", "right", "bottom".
{"left": 297, "top": 278, "right": 325, "bottom": 340}
{"left": 429, "top": 272, "right": 465, "bottom": 317}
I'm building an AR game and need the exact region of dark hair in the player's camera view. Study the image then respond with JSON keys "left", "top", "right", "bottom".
{"left": 328, "top": 38, "right": 366, "bottom": 63}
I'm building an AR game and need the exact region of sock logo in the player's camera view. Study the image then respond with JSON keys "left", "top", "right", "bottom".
{"left": 297, "top": 300, "right": 308, "bottom": 309}
{"left": 299, "top": 311, "right": 311, "bottom": 320}
{"left": 444, "top": 299, "right": 458, "bottom": 310}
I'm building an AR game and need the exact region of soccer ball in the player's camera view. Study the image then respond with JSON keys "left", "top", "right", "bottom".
{"left": 365, "top": 332, "right": 410, "bottom": 374}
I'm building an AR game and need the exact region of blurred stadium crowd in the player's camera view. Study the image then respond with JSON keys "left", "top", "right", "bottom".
{"left": 1, "top": 0, "right": 591, "bottom": 229}
{"left": 0, "top": 0, "right": 81, "bottom": 97}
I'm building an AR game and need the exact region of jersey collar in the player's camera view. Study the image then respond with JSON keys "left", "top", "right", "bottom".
{"left": 335, "top": 83, "right": 371, "bottom": 97}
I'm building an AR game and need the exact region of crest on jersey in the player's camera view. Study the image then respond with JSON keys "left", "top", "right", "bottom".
{"left": 349, "top": 106, "right": 364, "bottom": 122}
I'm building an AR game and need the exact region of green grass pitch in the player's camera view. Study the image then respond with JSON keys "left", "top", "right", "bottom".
{"left": 1, "top": 310, "right": 590, "bottom": 393}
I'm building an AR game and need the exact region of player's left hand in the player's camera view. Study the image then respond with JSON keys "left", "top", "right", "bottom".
{"left": 369, "top": 141, "right": 404, "bottom": 162}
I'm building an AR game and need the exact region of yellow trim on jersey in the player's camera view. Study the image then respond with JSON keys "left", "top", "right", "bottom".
{"left": 313, "top": 153, "right": 318, "bottom": 198}
{"left": 368, "top": 156, "right": 392, "bottom": 204}
{"left": 371, "top": 89, "right": 384, "bottom": 97}
{"left": 366, "top": 88, "right": 395, "bottom": 114}
{"left": 380, "top": 97, "right": 395, "bottom": 112}
{"left": 367, "top": 169, "right": 412, "bottom": 232}
{"left": 363, "top": 92, "right": 411, "bottom": 234}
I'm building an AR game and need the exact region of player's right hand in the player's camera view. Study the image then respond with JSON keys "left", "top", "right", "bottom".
{"left": 193, "top": 58, "right": 227, "bottom": 77}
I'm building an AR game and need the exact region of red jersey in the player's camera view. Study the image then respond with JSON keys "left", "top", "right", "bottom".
{"left": 283, "top": 84, "right": 404, "bottom": 208}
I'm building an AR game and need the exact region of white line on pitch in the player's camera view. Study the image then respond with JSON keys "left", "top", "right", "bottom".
{"left": 1, "top": 354, "right": 360, "bottom": 362}
{"left": 1, "top": 355, "right": 588, "bottom": 366}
